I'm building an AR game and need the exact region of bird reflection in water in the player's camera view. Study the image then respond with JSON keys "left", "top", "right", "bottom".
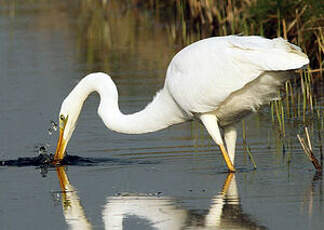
{"left": 56, "top": 167, "right": 266, "bottom": 230}
{"left": 56, "top": 167, "right": 92, "bottom": 230}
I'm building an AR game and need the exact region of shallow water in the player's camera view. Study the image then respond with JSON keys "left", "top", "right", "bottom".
{"left": 0, "top": 1, "right": 323, "bottom": 229}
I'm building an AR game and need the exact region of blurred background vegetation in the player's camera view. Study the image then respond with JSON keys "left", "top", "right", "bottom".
{"left": 70, "top": 0, "right": 323, "bottom": 73}
{"left": 136, "top": 0, "right": 323, "bottom": 71}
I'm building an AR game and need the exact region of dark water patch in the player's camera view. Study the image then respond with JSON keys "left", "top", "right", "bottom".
{"left": 0, "top": 153, "right": 157, "bottom": 168}
{"left": 1, "top": 153, "right": 54, "bottom": 167}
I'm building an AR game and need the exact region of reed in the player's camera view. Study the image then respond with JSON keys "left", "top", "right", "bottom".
{"left": 297, "top": 127, "right": 322, "bottom": 173}
{"left": 242, "top": 120, "right": 257, "bottom": 169}
{"left": 142, "top": 0, "right": 323, "bottom": 69}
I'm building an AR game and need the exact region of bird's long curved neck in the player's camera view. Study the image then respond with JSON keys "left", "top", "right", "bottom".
{"left": 72, "top": 73, "right": 186, "bottom": 134}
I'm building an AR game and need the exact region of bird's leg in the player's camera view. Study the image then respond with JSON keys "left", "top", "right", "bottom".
{"left": 224, "top": 125, "right": 237, "bottom": 164}
{"left": 200, "top": 113, "right": 236, "bottom": 172}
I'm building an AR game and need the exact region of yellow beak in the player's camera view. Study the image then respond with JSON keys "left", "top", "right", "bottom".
{"left": 54, "top": 116, "right": 68, "bottom": 162}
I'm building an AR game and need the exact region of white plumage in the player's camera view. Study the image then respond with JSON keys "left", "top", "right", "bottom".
{"left": 166, "top": 36, "right": 308, "bottom": 115}
{"left": 54, "top": 35, "right": 309, "bottom": 172}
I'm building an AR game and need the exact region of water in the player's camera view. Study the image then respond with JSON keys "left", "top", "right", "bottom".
{"left": 0, "top": 1, "right": 323, "bottom": 229}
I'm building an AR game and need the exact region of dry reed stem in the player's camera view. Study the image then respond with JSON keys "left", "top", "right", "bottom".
{"left": 297, "top": 128, "right": 322, "bottom": 172}
{"left": 242, "top": 120, "right": 257, "bottom": 169}
{"left": 304, "top": 127, "right": 312, "bottom": 152}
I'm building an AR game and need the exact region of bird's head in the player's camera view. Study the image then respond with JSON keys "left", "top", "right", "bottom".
{"left": 54, "top": 94, "right": 83, "bottom": 162}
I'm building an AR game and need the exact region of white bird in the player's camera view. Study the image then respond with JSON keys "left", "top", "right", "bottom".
{"left": 54, "top": 35, "right": 309, "bottom": 172}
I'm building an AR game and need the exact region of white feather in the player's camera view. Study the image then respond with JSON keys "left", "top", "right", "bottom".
{"left": 166, "top": 35, "right": 309, "bottom": 115}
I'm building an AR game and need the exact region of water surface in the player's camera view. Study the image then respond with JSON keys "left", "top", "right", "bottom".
{"left": 0, "top": 1, "right": 323, "bottom": 229}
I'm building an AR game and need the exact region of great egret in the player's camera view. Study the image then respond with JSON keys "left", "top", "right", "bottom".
{"left": 54, "top": 35, "right": 309, "bottom": 172}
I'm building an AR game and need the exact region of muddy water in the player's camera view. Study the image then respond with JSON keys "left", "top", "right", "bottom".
{"left": 0, "top": 1, "right": 323, "bottom": 229}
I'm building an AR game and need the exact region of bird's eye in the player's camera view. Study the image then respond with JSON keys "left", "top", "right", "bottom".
{"left": 60, "top": 115, "right": 65, "bottom": 121}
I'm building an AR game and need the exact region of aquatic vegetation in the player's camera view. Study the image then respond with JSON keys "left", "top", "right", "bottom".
{"left": 137, "top": 0, "right": 323, "bottom": 67}
{"left": 298, "top": 127, "right": 322, "bottom": 172}
{"left": 242, "top": 120, "right": 257, "bottom": 169}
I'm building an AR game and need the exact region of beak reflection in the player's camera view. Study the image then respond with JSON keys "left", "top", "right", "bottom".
{"left": 56, "top": 167, "right": 92, "bottom": 230}
{"left": 55, "top": 169, "right": 266, "bottom": 230}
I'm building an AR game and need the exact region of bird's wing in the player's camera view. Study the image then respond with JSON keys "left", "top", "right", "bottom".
{"left": 227, "top": 36, "right": 309, "bottom": 71}
{"left": 165, "top": 36, "right": 309, "bottom": 115}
